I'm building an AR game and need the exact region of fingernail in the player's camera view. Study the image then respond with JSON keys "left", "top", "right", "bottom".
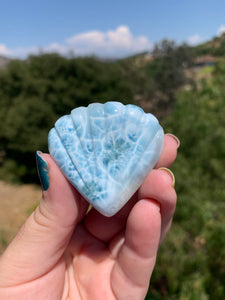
{"left": 166, "top": 134, "right": 180, "bottom": 149}
{"left": 36, "top": 151, "right": 49, "bottom": 191}
{"left": 159, "top": 167, "right": 175, "bottom": 187}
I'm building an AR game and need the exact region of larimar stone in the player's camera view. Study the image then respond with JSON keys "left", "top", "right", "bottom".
{"left": 48, "top": 102, "right": 164, "bottom": 216}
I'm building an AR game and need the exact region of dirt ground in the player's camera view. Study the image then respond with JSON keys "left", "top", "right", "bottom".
{"left": 0, "top": 180, "right": 42, "bottom": 254}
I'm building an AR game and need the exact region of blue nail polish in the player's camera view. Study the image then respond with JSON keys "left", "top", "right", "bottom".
{"left": 36, "top": 151, "right": 49, "bottom": 191}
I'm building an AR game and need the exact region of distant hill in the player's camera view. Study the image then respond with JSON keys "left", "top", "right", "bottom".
{"left": 194, "top": 33, "right": 225, "bottom": 56}
{"left": 0, "top": 56, "right": 10, "bottom": 69}
{"left": 124, "top": 34, "right": 225, "bottom": 68}
{"left": 202, "top": 32, "right": 225, "bottom": 48}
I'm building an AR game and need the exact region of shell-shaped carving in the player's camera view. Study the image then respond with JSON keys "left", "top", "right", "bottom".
{"left": 48, "top": 102, "right": 164, "bottom": 216}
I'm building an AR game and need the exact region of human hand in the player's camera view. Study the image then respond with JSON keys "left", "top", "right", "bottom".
{"left": 0, "top": 134, "right": 179, "bottom": 300}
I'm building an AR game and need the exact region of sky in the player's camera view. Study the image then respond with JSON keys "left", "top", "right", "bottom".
{"left": 1, "top": 0, "right": 225, "bottom": 58}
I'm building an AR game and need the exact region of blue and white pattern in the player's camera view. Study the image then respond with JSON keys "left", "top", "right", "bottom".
{"left": 48, "top": 102, "right": 164, "bottom": 216}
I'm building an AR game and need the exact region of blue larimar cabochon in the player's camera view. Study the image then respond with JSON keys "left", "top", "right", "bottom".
{"left": 48, "top": 102, "right": 164, "bottom": 216}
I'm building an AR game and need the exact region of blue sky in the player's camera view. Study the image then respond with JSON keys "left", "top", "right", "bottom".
{"left": 1, "top": 0, "right": 225, "bottom": 58}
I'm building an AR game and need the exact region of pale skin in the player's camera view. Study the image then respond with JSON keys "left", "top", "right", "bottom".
{"left": 0, "top": 134, "right": 178, "bottom": 300}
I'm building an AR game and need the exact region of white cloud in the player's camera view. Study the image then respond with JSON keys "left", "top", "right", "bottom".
{"left": 66, "top": 25, "right": 152, "bottom": 57}
{"left": 44, "top": 43, "right": 67, "bottom": 54}
{"left": 187, "top": 34, "right": 203, "bottom": 46}
{"left": 67, "top": 31, "right": 105, "bottom": 47}
{"left": 0, "top": 44, "right": 40, "bottom": 58}
{"left": 12, "top": 46, "right": 39, "bottom": 57}
{"left": 0, "top": 25, "right": 152, "bottom": 59}
{"left": 217, "top": 25, "right": 225, "bottom": 36}
{"left": 0, "top": 44, "right": 11, "bottom": 56}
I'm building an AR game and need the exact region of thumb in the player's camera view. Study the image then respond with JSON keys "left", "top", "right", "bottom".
{"left": 0, "top": 151, "right": 88, "bottom": 286}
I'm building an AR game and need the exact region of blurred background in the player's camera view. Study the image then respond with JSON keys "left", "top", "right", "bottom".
{"left": 0, "top": 1, "right": 224, "bottom": 299}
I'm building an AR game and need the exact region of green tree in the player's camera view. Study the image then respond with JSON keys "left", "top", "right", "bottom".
{"left": 0, "top": 54, "right": 134, "bottom": 182}
{"left": 141, "top": 40, "right": 193, "bottom": 116}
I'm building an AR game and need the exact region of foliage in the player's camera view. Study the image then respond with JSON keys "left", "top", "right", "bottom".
{"left": 0, "top": 54, "right": 134, "bottom": 182}
{"left": 0, "top": 45, "right": 192, "bottom": 182}
{"left": 140, "top": 40, "right": 193, "bottom": 115}
{"left": 146, "top": 59, "right": 225, "bottom": 299}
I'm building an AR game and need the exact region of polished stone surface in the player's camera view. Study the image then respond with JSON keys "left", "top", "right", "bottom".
{"left": 48, "top": 102, "right": 164, "bottom": 216}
